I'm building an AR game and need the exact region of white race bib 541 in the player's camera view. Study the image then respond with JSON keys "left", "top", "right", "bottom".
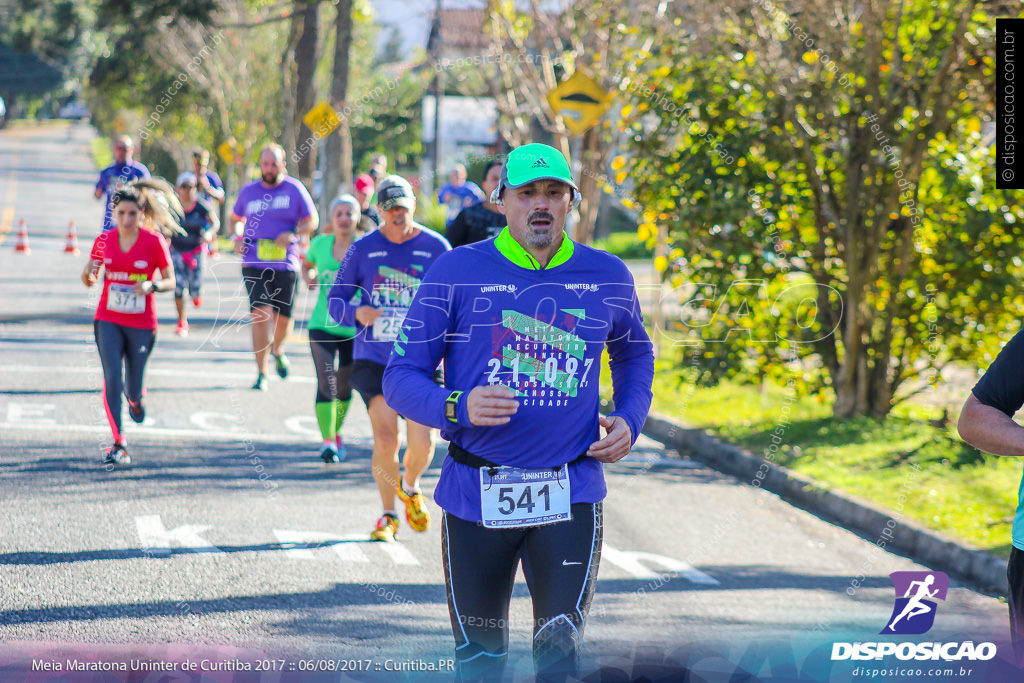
{"left": 479, "top": 464, "right": 571, "bottom": 528}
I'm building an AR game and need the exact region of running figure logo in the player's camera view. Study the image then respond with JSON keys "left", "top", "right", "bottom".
{"left": 880, "top": 571, "right": 949, "bottom": 635}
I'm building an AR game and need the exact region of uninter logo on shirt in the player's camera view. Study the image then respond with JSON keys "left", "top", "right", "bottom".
{"left": 367, "top": 250, "right": 388, "bottom": 258}
{"left": 412, "top": 250, "right": 433, "bottom": 258}
{"left": 481, "top": 284, "right": 517, "bottom": 293}
{"left": 565, "top": 283, "right": 598, "bottom": 292}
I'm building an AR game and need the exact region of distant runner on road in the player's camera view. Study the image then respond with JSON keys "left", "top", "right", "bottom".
{"left": 94, "top": 135, "right": 151, "bottom": 232}
{"left": 328, "top": 175, "right": 451, "bottom": 542}
{"left": 231, "top": 143, "right": 319, "bottom": 391}
{"left": 191, "top": 147, "right": 226, "bottom": 205}
{"left": 446, "top": 160, "right": 506, "bottom": 248}
{"left": 171, "top": 172, "right": 218, "bottom": 337}
{"left": 81, "top": 179, "right": 183, "bottom": 465}
{"left": 437, "top": 163, "right": 484, "bottom": 228}
{"left": 383, "top": 143, "right": 654, "bottom": 682}
{"left": 302, "top": 195, "right": 361, "bottom": 463}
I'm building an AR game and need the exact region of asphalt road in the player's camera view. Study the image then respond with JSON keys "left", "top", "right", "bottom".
{"left": 0, "top": 122, "right": 1014, "bottom": 682}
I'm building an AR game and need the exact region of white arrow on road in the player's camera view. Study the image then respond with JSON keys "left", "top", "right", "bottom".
{"left": 273, "top": 529, "right": 419, "bottom": 565}
{"left": 602, "top": 544, "right": 719, "bottom": 585}
{"left": 136, "top": 515, "right": 223, "bottom": 556}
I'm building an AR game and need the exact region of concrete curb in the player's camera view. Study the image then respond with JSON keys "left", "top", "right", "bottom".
{"left": 639, "top": 411, "right": 1009, "bottom": 594}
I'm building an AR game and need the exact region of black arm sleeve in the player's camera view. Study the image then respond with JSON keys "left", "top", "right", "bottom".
{"left": 972, "top": 328, "right": 1024, "bottom": 417}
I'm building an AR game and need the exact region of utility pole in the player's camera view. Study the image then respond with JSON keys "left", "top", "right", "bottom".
{"left": 430, "top": 0, "right": 444, "bottom": 191}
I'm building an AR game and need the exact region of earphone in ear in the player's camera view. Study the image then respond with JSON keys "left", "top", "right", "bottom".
{"left": 569, "top": 187, "right": 582, "bottom": 210}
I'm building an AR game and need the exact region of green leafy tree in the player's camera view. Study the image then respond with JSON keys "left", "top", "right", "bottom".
{"left": 616, "top": 0, "right": 1023, "bottom": 417}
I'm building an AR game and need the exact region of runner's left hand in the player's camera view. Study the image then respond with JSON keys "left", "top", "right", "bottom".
{"left": 586, "top": 415, "right": 632, "bottom": 463}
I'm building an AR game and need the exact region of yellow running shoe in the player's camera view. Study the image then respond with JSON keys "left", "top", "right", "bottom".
{"left": 397, "top": 486, "right": 431, "bottom": 532}
{"left": 370, "top": 513, "right": 399, "bottom": 542}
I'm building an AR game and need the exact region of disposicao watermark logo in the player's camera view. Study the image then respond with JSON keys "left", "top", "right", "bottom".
{"left": 881, "top": 571, "right": 948, "bottom": 635}
{"left": 831, "top": 569, "right": 997, "bottom": 663}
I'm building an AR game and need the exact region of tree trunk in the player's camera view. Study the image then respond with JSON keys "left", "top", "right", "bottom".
{"left": 574, "top": 125, "right": 601, "bottom": 245}
{"left": 294, "top": 1, "right": 320, "bottom": 189}
{"left": 280, "top": 4, "right": 303, "bottom": 163}
{"left": 320, "top": 0, "right": 353, "bottom": 219}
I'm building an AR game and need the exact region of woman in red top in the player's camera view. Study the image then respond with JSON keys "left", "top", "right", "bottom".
{"left": 81, "top": 180, "right": 182, "bottom": 465}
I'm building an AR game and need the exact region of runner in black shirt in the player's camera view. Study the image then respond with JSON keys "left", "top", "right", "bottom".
{"left": 171, "top": 172, "right": 218, "bottom": 337}
{"left": 958, "top": 328, "right": 1024, "bottom": 661}
{"left": 447, "top": 160, "right": 507, "bottom": 248}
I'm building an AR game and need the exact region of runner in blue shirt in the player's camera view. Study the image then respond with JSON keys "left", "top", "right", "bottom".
{"left": 191, "top": 148, "right": 226, "bottom": 204}
{"left": 328, "top": 175, "right": 451, "bottom": 542}
{"left": 437, "top": 164, "right": 485, "bottom": 227}
{"left": 94, "top": 135, "right": 151, "bottom": 231}
{"left": 383, "top": 144, "right": 654, "bottom": 681}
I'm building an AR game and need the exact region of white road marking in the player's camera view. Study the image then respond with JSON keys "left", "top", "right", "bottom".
{"left": 4, "top": 402, "right": 56, "bottom": 424}
{"left": 602, "top": 544, "right": 719, "bottom": 585}
{"left": 189, "top": 411, "right": 248, "bottom": 433}
{"left": 272, "top": 529, "right": 420, "bottom": 565}
{"left": 0, "top": 364, "right": 316, "bottom": 384}
{"left": 615, "top": 454, "right": 702, "bottom": 469}
{"left": 284, "top": 415, "right": 321, "bottom": 438}
{"left": 377, "top": 541, "right": 419, "bottom": 565}
{"left": 136, "top": 514, "right": 223, "bottom": 556}
{"left": 0, "top": 420, "right": 317, "bottom": 444}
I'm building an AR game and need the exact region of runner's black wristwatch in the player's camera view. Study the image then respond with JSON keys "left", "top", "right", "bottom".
{"left": 445, "top": 390, "right": 463, "bottom": 423}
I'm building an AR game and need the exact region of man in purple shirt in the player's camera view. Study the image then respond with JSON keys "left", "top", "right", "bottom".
{"left": 94, "top": 135, "right": 151, "bottom": 231}
{"left": 231, "top": 144, "right": 319, "bottom": 391}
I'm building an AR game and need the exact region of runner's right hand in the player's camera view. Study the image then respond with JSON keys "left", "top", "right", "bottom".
{"left": 467, "top": 385, "right": 519, "bottom": 426}
{"left": 355, "top": 306, "right": 383, "bottom": 326}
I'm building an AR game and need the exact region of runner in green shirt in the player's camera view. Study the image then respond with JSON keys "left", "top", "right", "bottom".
{"left": 302, "top": 195, "right": 360, "bottom": 462}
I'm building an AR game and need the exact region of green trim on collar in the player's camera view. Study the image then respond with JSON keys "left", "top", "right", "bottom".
{"left": 493, "top": 226, "right": 574, "bottom": 270}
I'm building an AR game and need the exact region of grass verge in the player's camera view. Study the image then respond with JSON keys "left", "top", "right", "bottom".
{"left": 90, "top": 137, "right": 113, "bottom": 170}
{"left": 608, "top": 358, "right": 1019, "bottom": 558}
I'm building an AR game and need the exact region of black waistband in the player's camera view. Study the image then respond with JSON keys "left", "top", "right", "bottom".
{"left": 446, "top": 442, "right": 588, "bottom": 470}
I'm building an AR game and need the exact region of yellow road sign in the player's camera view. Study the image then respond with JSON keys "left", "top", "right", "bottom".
{"left": 303, "top": 100, "right": 341, "bottom": 137}
{"left": 217, "top": 140, "right": 243, "bottom": 165}
{"left": 547, "top": 71, "right": 612, "bottom": 135}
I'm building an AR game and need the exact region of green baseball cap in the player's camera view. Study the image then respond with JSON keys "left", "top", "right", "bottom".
{"left": 501, "top": 143, "right": 579, "bottom": 192}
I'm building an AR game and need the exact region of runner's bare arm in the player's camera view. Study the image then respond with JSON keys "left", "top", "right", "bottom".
{"left": 81, "top": 259, "right": 101, "bottom": 287}
{"left": 296, "top": 212, "right": 318, "bottom": 236}
{"left": 957, "top": 394, "right": 1024, "bottom": 457}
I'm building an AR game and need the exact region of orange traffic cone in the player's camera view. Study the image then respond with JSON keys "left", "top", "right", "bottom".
{"left": 14, "top": 219, "right": 30, "bottom": 254}
{"left": 64, "top": 220, "right": 80, "bottom": 255}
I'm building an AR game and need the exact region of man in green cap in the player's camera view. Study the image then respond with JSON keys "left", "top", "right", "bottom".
{"left": 383, "top": 143, "right": 655, "bottom": 681}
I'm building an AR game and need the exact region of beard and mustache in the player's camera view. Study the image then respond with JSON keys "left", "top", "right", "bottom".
{"left": 524, "top": 210, "right": 557, "bottom": 247}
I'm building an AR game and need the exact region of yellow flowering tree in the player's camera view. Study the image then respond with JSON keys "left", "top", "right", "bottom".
{"left": 615, "top": 0, "right": 1023, "bottom": 418}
